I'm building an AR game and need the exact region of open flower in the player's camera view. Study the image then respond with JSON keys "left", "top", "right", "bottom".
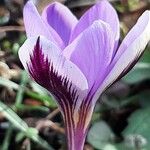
{"left": 19, "top": 0, "right": 150, "bottom": 150}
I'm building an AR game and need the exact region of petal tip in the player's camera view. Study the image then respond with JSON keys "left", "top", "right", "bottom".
{"left": 23, "top": 0, "right": 37, "bottom": 18}
{"left": 24, "top": 0, "right": 34, "bottom": 10}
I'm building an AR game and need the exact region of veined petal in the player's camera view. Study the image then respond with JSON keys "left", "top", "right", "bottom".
{"left": 24, "top": 1, "right": 63, "bottom": 48}
{"left": 115, "top": 10, "right": 150, "bottom": 59}
{"left": 70, "top": 0, "right": 120, "bottom": 49}
{"left": 42, "top": 2, "right": 78, "bottom": 46}
{"left": 63, "top": 20, "right": 114, "bottom": 92}
{"left": 93, "top": 10, "right": 150, "bottom": 102}
{"left": 19, "top": 36, "right": 88, "bottom": 112}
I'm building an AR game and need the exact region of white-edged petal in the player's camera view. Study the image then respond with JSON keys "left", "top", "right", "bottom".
{"left": 19, "top": 36, "right": 88, "bottom": 92}
{"left": 93, "top": 10, "right": 150, "bottom": 102}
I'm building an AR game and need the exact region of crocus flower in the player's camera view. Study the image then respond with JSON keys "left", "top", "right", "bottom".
{"left": 19, "top": 0, "right": 150, "bottom": 149}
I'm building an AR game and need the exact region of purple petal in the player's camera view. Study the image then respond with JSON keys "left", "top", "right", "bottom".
{"left": 93, "top": 10, "right": 150, "bottom": 102}
{"left": 42, "top": 2, "right": 78, "bottom": 46}
{"left": 23, "top": 1, "right": 63, "bottom": 48}
{"left": 115, "top": 10, "right": 150, "bottom": 59}
{"left": 19, "top": 36, "right": 88, "bottom": 112}
{"left": 63, "top": 20, "right": 115, "bottom": 92}
{"left": 70, "top": 0, "right": 120, "bottom": 49}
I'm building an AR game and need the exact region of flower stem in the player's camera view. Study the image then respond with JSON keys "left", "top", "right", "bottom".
{"left": 63, "top": 102, "right": 94, "bottom": 150}
{"left": 64, "top": 111, "right": 87, "bottom": 150}
{"left": 66, "top": 125, "right": 86, "bottom": 150}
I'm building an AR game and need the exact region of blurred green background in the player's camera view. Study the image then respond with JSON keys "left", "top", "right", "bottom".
{"left": 0, "top": 0, "right": 150, "bottom": 150}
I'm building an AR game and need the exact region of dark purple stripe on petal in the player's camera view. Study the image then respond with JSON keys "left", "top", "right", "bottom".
{"left": 26, "top": 37, "right": 93, "bottom": 150}
{"left": 78, "top": 89, "right": 94, "bottom": 129}
{"left": 117, "top": 51, "right": 144, "bottom": 81}
{"left": 27, "top": 37, "right": 79, "bottom": 113}
{"left": 104, "top": 51, "right": 144, "bottom": 93}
